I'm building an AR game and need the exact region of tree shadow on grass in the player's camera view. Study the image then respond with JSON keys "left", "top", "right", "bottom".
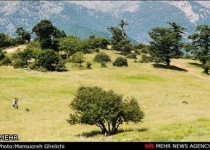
{"left": 188, "top": 62, "right": 202, "bottom": 68}
{"left": 77, "top": 127, "right": 148, "bottom": 138}
{"left": 153, "top": 64, "right": 188, "bottom": 72}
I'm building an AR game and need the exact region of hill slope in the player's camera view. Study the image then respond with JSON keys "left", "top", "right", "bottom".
{"left": 0, "top": 49, "right": 210, "bottom": 141}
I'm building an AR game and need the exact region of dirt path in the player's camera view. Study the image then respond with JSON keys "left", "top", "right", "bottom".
{"left": 3, "top": 45, "right": 26, "bottom": 53}
{"left": 172, "top": 59, "right": 210, "bottom": 83}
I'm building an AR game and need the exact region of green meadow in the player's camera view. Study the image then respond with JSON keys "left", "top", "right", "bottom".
{"left": 1, "top": 50, "right": 210, "bottom": 141}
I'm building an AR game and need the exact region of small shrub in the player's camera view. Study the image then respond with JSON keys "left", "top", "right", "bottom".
{"left": 71, "top": 52, "right": 85, "bottom": 67}
{"left": 25, "top": 108, "right": 30, "bottom": 112}
{"left": 134, "top": 49, "right": 141, "bottom": 55}
{"left": 93, "top": 52, "right": 111, "bottom": 63}
{"left": 55, "top": 58, "right": 67, "bottom": 71}
{"left": 0, "top": 50, "right": 6, "bottom": 60}
{"left": 126, "top": 53, "right": 137, "bottom": 59}
{"left": 86, "top": 62, "right": 92, "bottom": 69}
{"left": 29, "top": 61, "right": 37, "bottom": 70}
{"left": 139, "top": 54, "right": 151, "bottom": 63}
{"left": 113, "top": 57, "right": 128, "bottom": 67}
{"left": 38, "top": 67, "right": 47, "bottom": 72}
{"left": 101, "top": 62, "right": 107, "bottom": 68}
{"left": 95, "top": 48, "right": 100, "bottom": 53}
{"left": 140, "top": 47, "right": 150, "bottom": 54}
{"left": 13, "top": 58, "right": 27, "bottom": 68}
{"left": 1, "top": 56, "right": 11, "bottom": 65}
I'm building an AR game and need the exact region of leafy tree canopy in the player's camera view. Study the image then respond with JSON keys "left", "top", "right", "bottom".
{"left": 67, "top": 86, "right": 144, "bottom": 135}
{"left": 108, "top": 20, "right": 132, "bottom": 55}
{"left": 148, "top": 22, "right": 186, "bottom": 66}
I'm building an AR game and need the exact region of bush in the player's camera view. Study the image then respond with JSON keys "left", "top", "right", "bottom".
{"left": 11, "top": 48, "right": 34, "bottom": 61}
{"left": 113, "top": 57, "right": 128, "bottom": 67}
{"left": 71, "top": 52, "right": 85, "bottom": 67}
{"left": 1, "top": 56, "right": 12, "bottom": 65}
{"left": 28, "top": 61, "right": 37, "bottom": 70}
{"left": 13, "top": 58, "right": 27, "bottom": 68}
{"left": 95, "top": 48, "right": 100, "bottom": 53}
{"left": 139, "top": 54, "right": 151, "bottom": 63}
{"left": 101, "top": 62, "right": 107, "bottom": 68}
{"left": 86, "top": 62, "right": 92, "bottom": 69}
{"left": 140, "top": 47, "right": 150, "bottom": 54}
{"left": 93, "top": 52, "right": 111, "bottom": 63}
{"left": 36, "top": 49, "right": 60, "bottom": 71}
{"left": 0, "top": 49, "right": 6, "bottom": 60}
{"left": 126, "top": 53, "right": 137, "bottom": 59}
{"left": 55, "top": 58, "right": 67, "bottom": 71}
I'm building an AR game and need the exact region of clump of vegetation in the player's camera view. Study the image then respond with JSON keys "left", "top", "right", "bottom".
{"left": 25, "top": 108, "right": 30, "bottom": 112}
{"left": 203, "top": 61, "right": 210, "bottom": 74}
{"left": 93, "top": 52, "right": 111, "bottom": 63}
{"left": 139, "top": 54, "right": 152, "bottom": 63}
{"left": 126, "top": 53, "right": 137, "bottom": 59}
{"left": 0, "top": 49, "right": 6, "bottom": 60}
{"left": 0, "top": 56, "right": 12, "bottom": 66}
{"left": 71, "top": 52, "right": 85, "bottom": 67}
{"left": 67, "top": 86, "right": 144, "bottom": 135}
{"left": 100, "top": 62, "right": 107, "bottom": 68}
{"left": 13, "top": 58, "right": 27, "bottom": 68}
{"left": 113, "top": 57, "right": 128, "bottom": 67}
{"left": 86, "top": 62, "right": 92, "bottom": 69}
{"left": 36, "top": 49, "right": 60, "bottom": 71}
{"left": 133, "top": 43, "right": 150, "bottom": 55}
{"left": 0, "top": 49, "right": 10, "bottom": 65}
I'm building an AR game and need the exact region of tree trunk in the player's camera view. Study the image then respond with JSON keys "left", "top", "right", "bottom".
{"left": 100, "top": 123, "right": 108, "bottom": 135}
{"left": 165, "top": 57, "right": 171, "bottom": 67}
{"left": 201, "top": 59, "right": 206, "bottom": 66}
{"left": 108, "top": 122, "right": 111, "bottom": 135}
{"left": 111, "top": 121, "right": 118, "bottom": 135}
{"left": 204, "top": 67, "right": 209, "bottom": 74}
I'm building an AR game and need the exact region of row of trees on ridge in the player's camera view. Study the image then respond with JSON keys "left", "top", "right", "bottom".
{"left": 0, "top": 19, "right": 210, "bottom": 73}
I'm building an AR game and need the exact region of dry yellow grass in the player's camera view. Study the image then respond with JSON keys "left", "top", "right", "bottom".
{"left": 3, "top": 45, "right": 26, "bottom": 53}
{"left": 0, "top": 50, "right": 210, "bottom": 141}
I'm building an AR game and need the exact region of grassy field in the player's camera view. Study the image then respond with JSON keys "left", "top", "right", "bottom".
{"left": 1, "top": 49, "right": 210, "bottom": 142}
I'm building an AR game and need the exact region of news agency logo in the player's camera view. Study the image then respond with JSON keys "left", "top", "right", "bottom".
{"left": 0, "top": 134, "right": 19, "bottom": 141}
{"left": 144, "top": 143, "right": 155, "bottom": 149}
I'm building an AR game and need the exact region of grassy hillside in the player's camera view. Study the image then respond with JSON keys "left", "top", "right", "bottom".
{"left": 1, "top": 50, "right": 210, "bottom": 142}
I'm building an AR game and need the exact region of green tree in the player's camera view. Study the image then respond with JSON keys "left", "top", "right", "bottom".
{"left": 148, "top": 22, "right": 185, "bottom": 66}
{"left": 67, "top": 86, "right": 144, "bottom": 135}
{"left": 188, "top": 25, "right": 210, "bottom": 67}
{"left": 71, "top": 52, "right": 85, "bottom": 67}
{"left": 32, "top": 19, "right": 65, "bottom": 50}
{"left": 0, "top": 33, "right": 10, "bottom": 48}
{"left": 108, "top": 20, "right": 132, "bottom": 55}
{"left": 16, "top": 27, "right": 31, "bottom": 44}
